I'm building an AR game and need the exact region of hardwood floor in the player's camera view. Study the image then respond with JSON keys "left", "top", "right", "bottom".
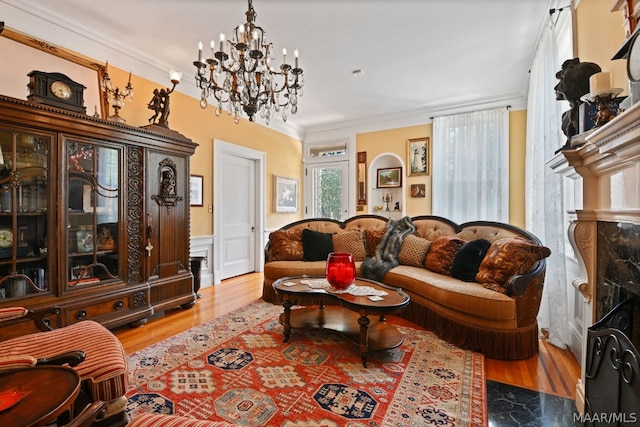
{"left": 113, "top": 272, "right": 581, "bottom": 400}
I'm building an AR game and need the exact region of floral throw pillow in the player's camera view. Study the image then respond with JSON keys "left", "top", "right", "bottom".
{"left": 269, "top": 229, "right": 304, "bottom": 261}
{"left": 424, "top": 236, "right": 466, "bottom": 275}
{"left": 475, "top": 237, "right": 551, "bottom": 294}
{"left": 363, "top": 229, "right": 386, "bottom": 257}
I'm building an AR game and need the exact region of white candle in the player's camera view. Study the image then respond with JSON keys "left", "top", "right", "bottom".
{"left": 590, "top": 72, "right": 611, "bottom": 93}
{"left": 210, "top": 40, "right": 215, "bottom": 56}
{"left": 282, "top": 48, "right": 287, "bottom": 64}
{"left": 198, "top": 41, "right": 203, "bottom": 62}
{"left": 294, "top": 49, "right": 299, "bottom": 68}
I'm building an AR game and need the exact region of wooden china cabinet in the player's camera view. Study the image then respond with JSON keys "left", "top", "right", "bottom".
{"left": 0, "top": 94, "right": 197, "bottom": 337}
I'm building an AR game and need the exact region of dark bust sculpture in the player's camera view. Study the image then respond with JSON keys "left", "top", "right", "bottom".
{"left": 554, "top": 58, "right": 601, "bottom": 153}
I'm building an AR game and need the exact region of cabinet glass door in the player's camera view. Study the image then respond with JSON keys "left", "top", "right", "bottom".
{"left": 66, "top": 141, "right": 121, "bottom": 288}
{"left": 0, "top": 129, "right": 50, "bottom": 300}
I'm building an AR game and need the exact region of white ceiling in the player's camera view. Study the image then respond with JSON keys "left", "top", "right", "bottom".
{"left": 1, "top": 0, "right": 553, "bottom": 134}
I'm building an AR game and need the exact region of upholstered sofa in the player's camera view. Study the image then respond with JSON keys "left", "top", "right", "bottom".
{"left": 262, "top": 215, "right": 551, "bottom": 360}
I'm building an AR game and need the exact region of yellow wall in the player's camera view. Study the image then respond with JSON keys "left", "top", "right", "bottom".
{"left": 575, "top": 0, "right": 627, "bottom": 91}
{"left": 355, "top": 110, "right": 527, "bottom": 226}
{"left": 356, "top": 125, "right": 431, "bottom": 216}
{"left": 508, "top": 110, "right": 527, "bottom": 228}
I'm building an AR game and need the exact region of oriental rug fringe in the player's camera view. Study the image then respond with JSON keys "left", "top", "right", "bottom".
{"left": 126, "top": 301, "right": 487, "bottom": 426}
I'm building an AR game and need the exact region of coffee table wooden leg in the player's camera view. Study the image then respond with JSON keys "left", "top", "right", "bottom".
{"left": 282, "top": 298, "right": 292, "bottom": 342}
{"left": 358, "top": 311, "right": 370, "bottom": 368}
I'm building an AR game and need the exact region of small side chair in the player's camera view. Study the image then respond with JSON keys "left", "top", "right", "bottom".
{"left": 0, "top": 306, "right": 129, "bottom": 426}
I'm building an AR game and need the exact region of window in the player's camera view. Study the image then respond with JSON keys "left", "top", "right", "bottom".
{"left": 305, "top": 139, "right": 351, "bottom": 220}
{"left": 432, "top": 108, "right": 509, "bottom": 223}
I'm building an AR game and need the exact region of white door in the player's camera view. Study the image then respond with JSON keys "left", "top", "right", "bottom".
{"left": 221, "top": 153, "right": 256, "bottom": 279}
{"left": 307, "top": 161, "right": 349, "bottom": 220}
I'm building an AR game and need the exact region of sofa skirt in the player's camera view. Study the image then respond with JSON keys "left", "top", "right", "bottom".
{"left": 402, "top": 300, "right": 539, "bottom": 360}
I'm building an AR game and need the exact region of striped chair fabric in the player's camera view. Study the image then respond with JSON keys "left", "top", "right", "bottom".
{"left": 0, "top": 320, "right": 127, "bottom": 402}
{"left": 0, "top": 306, "right": 29, "bottom": 321}
{"left": 129, "top": 413, "right": 236, "bottom": 427}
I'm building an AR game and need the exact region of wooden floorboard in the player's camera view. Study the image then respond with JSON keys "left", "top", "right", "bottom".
{"left": 114, "top": 272, "right": 581, "bottom": 400}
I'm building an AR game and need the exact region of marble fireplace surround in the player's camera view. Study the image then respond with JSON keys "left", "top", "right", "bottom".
{"left": 550, "top": 100, "right": 640, "bottom": 414}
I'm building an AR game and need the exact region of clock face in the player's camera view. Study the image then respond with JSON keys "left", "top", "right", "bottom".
{"left": 51, "top": 81, "right": 73, "bottom": 100}
{"left": 0, "top": 229, "right": 13, "bottom": 248}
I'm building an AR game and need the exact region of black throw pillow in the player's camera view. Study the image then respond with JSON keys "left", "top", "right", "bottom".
{"left": 450, "top": 239, "right": 492, "bottom": 282}
{"left": 302, "top": 229, "right": 334, "bottom": 261}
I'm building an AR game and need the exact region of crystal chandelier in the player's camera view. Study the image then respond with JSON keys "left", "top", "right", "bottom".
{"left": 193, "top": 0, "right": 304, "bottom": 125}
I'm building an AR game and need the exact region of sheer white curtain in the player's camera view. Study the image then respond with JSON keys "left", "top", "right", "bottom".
{"left": 432, "top": 108, "right": 509, "bottom": 224}
{"left": 525, "top": 18, "right": 568, "bottom": 348}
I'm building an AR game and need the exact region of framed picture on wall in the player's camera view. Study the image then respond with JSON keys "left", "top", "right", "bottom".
{"left": 410, "top": 184, "right": 426, "bottom": 198}
{"left": 407, "top": 137, "right": 429, "bottom": 176}
{"left": 274, "top": 175, "right": 298, "bottom": 213}
{"left": 190, "top": 175, "right": 203, "bottom": 207}
{"left": 377, "top": 167, "right": 402, "bottom": 188}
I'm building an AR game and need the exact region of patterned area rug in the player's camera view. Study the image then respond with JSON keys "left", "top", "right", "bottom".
{"left": 126, "top": 301, "right": 487, "bottom": 426}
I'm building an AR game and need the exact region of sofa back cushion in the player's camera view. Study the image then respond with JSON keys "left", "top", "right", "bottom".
{"left": 456, "top": 225, "right": 521, "bottom": 243}
{"left": 450, "top": 239, "right": 492, "bottom": 281}
{"left": 475, "top": 237, "right": 551, "bottom": 294}
{"left": 398, "top": 235, "right": 432, "bottom": 267}
{"left": 269, "top": 229, "right": 304, "bottom": 261}
{"left": 413, "top": 218, "right": 457, "bottom": 240}
{"left": 302, "top": 229, "right": 334, "bottom": 261}
{"left": 332, "top": 230, "right": 367, "bottom": 262}
{"left": 424, "top": 236, "right": 466, "bottom": 275}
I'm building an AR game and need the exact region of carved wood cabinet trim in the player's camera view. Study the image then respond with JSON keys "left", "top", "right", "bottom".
{"left": 0, "top": 94, "right": 197, "bottom": 334}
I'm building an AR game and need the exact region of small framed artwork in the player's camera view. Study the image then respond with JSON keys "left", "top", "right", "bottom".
{"left": 274, "top": 175, "right": 298, "bottom": 213}
{"left": 190, "top": 175, "right": 203, "bottom": 207}
{"left": 76, "top": 230, "right": 94, "bottom": 253}
{"left": 377, "top": 167, "right": 402, "bottom": 188}
{"left": 407, "top": 137, "right": 429, "bottom": 176}
{"left": 410, "top": 184, "right": 426, "bottom": 198}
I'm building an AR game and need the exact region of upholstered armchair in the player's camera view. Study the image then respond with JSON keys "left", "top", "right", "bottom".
{"left": 0, "top": 307, "right": 129, "bottom": 426}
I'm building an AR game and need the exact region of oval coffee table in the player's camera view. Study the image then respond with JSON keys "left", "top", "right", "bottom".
{"left": 273, "top": 276, "right": 410, "bottom": 367}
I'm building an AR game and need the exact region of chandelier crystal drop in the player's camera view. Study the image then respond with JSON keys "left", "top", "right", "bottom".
{"left": 193, "top": 0, "right": 304, "bottom": 125}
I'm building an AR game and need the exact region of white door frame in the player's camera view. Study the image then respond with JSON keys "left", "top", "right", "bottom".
{"left": 213, "top": 139, "right": 265, "bottom": 284}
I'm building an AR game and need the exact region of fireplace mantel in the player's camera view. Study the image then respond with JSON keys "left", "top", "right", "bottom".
{"left": 549, "top": 100, "right": 640, "bottom": 417}
{"left": 550, "top": 99, "right": 640, "bottom": 223}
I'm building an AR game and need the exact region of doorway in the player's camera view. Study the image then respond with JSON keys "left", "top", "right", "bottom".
{"left": 306, "top": 161, "right": 349, "bottom": 220}
{"left": 213, "top": 140, "right": 265, "bottom": 284}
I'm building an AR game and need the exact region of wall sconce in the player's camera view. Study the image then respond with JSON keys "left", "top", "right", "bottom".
{"left": 148, "top": 69, "right": 182, "bottom": 128}
{"left": 101, "top": 61, "right": 134, "bottom": 123}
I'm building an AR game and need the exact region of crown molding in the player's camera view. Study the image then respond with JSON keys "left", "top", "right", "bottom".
{"left": 2, "top": 0, "right": 527, "bottom": 142}
{"left": 304, "top": 93, "right": 527, "bottom": 139}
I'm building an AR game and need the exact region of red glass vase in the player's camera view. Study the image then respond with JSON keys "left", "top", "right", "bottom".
{"left": 325, "top": 252, "right": 356, "bottom": 290}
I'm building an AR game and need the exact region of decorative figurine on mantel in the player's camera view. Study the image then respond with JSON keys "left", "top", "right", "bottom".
{"left": 554, "top": 58, "right": 601, "bottom": 153}
{"left": 148, "top": 69, "right": 182, "bottom": 128}
{"left": 580, "top": 71, "right": 623, "bottom": 129}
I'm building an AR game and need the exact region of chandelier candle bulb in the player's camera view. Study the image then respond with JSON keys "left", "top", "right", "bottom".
{"left": 198, "top": 41, "right": 203, "bottom": 62}
{"left": 294, "top": 49, "right": 299, "bottom": 68}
